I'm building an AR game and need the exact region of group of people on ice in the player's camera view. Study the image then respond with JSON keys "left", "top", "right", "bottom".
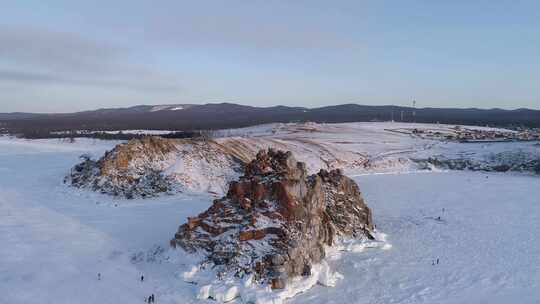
{"left": 145, "top": 294, "right": 155, "bottom": 303}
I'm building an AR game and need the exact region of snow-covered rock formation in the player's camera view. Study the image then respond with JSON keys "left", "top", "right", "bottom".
{"left": 171, "top": 149, "right": 375, "bottom": 295}
{"left": 65, "top": 137, "right": 243, "bottom": 198}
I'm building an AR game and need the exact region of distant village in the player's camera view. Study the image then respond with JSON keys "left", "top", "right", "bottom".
{"left": 389, "top": 125, "right": 540, "bottom": 143}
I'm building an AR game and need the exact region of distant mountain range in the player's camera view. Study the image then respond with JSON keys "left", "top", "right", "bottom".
{"left": 1, "top": 103, "right": 539, "bottom": 136}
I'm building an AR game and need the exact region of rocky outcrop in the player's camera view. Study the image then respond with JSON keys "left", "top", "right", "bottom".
{"left": 66, "top": 136, "right": 249, "bottom": 198}
{"left": 171, "top": 149, "right": 374, "bottom": 288}
{"left": 66, "top": 137, "right": 178, "bottom": 198}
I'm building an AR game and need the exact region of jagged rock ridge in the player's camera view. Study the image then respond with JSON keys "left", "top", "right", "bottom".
{"left": 171, "top": 149, "right": 374, "bottom": 288}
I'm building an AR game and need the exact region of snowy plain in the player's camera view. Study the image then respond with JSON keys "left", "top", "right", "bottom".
{"left": 1, "top": 124, "right": 540, "bottom": 304}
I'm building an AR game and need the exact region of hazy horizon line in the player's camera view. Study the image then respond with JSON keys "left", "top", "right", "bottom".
{"left": 2, "top": 101, "right": 539, "bottom": 115}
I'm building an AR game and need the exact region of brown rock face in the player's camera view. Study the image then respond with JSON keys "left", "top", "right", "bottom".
{"left": 66, "top": 137, "right": 178, "bottom": 198}
{"left": 171, "top": 149, "right": 374, "bottom": 285}
{"left": 98, "top": 136, "right": 177, "bottom": 176}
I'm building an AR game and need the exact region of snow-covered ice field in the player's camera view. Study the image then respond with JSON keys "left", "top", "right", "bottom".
{"left": 1, "top": 135, "right": 540, "bottom": 303}
{"left": 299, "top": 172, "right": 540, "bottom": 304}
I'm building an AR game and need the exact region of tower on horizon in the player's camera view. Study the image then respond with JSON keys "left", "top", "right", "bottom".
{"left": 412, "top": 100, "right": 417, "bottom": 122}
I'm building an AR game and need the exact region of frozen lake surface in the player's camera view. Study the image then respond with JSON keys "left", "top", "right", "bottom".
{"left": 1, "top": 137, "right": 539, "bottom": 303}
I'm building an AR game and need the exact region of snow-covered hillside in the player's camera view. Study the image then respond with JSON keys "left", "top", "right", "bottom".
{"left": 66, "top": 122, "right": 540, "bottom": 198}
{"left": 1, "top": 123, "right": 540, "bottom": 304}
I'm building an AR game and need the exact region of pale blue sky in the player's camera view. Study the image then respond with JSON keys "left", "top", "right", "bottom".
{"left": 1, "top": 0, "right": 539, "bottom": 112}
